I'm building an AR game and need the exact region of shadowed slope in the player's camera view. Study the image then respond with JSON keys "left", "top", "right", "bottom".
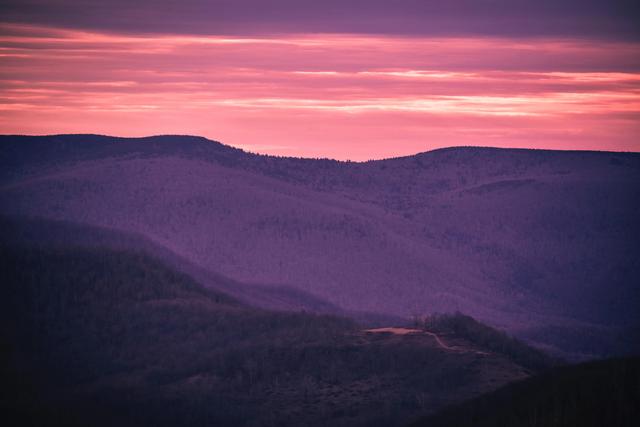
{"left": 0, "top": 215, "right": 402, "bottom": 325}
{"left": 408, "top": 357, "right": 640, "bottom": 427}
{"left": 0, "top": 244, "right": 542, "bottom": 427}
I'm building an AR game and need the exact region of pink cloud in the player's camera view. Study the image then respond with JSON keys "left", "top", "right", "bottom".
{"left": 0, "top": 24, "right": 639, "bottom": 159}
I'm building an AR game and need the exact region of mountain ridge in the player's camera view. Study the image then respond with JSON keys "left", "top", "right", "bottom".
{"left": 3, "top": 134, "right": 639, "bottom": 171}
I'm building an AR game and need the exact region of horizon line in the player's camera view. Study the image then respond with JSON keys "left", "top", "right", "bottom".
{"left": 2, "top": 133, "right": 639, "bottom": 163}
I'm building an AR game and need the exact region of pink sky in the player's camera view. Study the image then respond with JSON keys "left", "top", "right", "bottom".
{"left": 1, "top": 23, "right": 639, "bottom": 159}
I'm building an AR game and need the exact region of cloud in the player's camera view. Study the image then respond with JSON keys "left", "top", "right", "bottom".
{"left": 1, "top": 1, "right": 639, "bottom": 40}
{"left": 1, "top": 24, "right": 638, "bottom": 158}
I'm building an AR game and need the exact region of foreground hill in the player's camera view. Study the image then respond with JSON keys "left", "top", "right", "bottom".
{"left": 409, "top": 357, "right": 640, "bottom": 427}
{"left": 1, "top": 134, "right": 639, "bottom": 359}
{"left": 0, "top": 243, "right": 543, "bottom": 427}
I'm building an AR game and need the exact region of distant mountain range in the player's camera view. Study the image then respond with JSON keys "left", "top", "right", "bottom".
{"left": 2, "top": 134, "right": 639, "bottom": 360}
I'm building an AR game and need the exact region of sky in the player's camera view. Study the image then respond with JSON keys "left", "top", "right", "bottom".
{"left": 1, "top": 1, "right": 639, "bottom": 160}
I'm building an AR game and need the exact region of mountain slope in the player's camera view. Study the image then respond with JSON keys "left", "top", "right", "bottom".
{"left": 0, "top": 243, "right": 541, "bottom": 427}
{"left": 1, "top": 134, "right": 639, "bottom": 359}
{"left": 0, "top": 215, "right": 382, "bottom": 320}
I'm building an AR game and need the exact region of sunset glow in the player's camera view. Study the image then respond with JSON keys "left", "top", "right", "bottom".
{"left": 2, "top": 3, "right": 640, "bottom": 423}
{"left": 1, "top": 22, "right": 639, "bottom": 159}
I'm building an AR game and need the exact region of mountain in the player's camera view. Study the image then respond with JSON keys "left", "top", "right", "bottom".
{"left": 1, "top": 134, "right": 639, "bottom": 359}
{"left": 0, "top": 241, "right": 547, "bottom": 427}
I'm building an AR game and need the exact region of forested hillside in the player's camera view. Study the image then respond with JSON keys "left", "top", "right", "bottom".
{"left": 0, "top": 215, "right": 391, "bottom": 322}
{"left": 417, "top": 313, "right": 560, "bottom": 371}
{"left": 0, "top": 244, "right": 544, "bottom": 427}
{"left": 1, "top": 134, "right": 639, "bottom": 359}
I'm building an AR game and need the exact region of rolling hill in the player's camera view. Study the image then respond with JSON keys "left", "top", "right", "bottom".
{"left": 1, "top": 134, "right": 639, "bottom": 359}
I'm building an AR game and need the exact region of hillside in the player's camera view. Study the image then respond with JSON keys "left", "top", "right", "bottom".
{"left": 1, "top": 134, "right": 639, "bottom": 359}
{"left": 0, "top": 215, "right": 394, "bottom": 323}
{"left": 0, "top": 243, "right": 542, "bottom": 427}
{"left": 408, "top": 357, "right": 640, "bottom": 427}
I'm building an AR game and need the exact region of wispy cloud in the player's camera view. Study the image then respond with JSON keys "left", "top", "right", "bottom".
{"left": 1, "top": 24, "right": 639, "bottom": 159}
